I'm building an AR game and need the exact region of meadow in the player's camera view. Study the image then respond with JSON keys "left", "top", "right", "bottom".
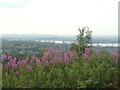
{"left": 2, "top": 47, "right": 119, "bottom": 88}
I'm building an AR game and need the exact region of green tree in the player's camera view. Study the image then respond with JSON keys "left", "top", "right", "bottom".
{"left": 70, "top": 27, "right": 92, "bottom": 56}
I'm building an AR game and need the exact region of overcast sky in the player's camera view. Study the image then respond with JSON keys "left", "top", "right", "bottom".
{"left": 0, "top": 0, "right": 119, "bottom": 36}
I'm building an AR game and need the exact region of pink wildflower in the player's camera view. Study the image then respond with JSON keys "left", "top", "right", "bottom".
{"left": 16, "top": 71, "right": 19, "bottom": 76}
{"left": 1, "top": 53, "right": 7, "bottom": 61}
{"left": 95, "top": 49, "right": 101, "bottom": 57}
{"left": 82, "top": 52, "right": 89, "bottom": 60}
{"left": 26, "top": 65, "right": 32, "bottom": 71}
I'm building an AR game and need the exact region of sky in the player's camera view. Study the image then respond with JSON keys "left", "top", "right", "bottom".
{"left": 0, "top": 0, "right": 119, "bottom": 36}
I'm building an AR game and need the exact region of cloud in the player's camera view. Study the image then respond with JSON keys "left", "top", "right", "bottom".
{"left": 0, "top": 0, "right": 118, "bottom": 35}
{"left": 0, "top": 0, "right": 31, "bottom": 8}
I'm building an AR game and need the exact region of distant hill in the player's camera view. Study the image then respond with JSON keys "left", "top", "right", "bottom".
{"left": 2, "top": 34, "right": 118, "bottom": 43}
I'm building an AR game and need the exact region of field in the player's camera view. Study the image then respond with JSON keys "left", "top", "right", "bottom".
{"left": 1, "top": 47, "right": 119, "bottom": 88}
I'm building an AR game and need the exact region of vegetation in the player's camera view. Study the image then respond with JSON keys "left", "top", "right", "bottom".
{"left": 2, "top": 40, "right": 70, "bottom": 59}
{"left": 2, "top": 48, "right": 119, "bottom": 88}
{"left": 70, "top": 27, "right": 92, "bottom": 56}
{"left": 1, "top": 28, "right": 119, "bottom": 88}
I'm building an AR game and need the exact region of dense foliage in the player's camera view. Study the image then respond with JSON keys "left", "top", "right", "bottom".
{"left": 2, "top": 39, "right": 70, "bottom": 59}
{"left": 2, "top": 48, "right": 119, "bottom": 88}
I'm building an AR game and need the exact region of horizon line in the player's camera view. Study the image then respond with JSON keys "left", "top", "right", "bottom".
{"left": 0, "top": 33, "right": 118, "bottom": 37}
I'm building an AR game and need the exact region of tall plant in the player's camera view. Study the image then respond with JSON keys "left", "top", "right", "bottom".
{"left": 70, "top": 27, "right": 92, "bottom": 56}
